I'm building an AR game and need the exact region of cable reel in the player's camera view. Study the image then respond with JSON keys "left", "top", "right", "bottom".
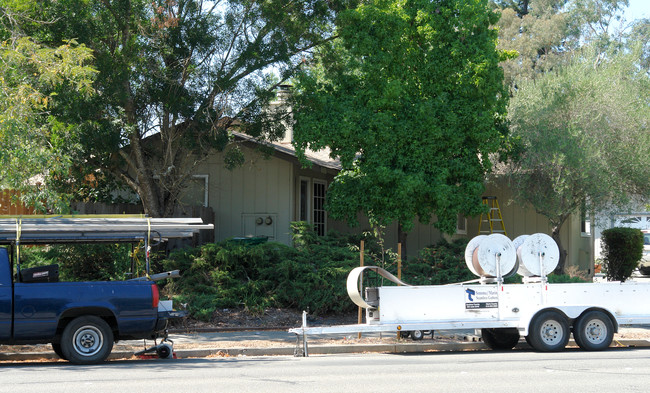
{"left": 464, "top": 233, "right": 518, "bottom": 280}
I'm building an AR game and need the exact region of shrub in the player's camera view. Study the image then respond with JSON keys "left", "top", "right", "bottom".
{"left": 162, "top": 241, "right": 293, "bottom": 319}
{"left": 546, "top": 274, "right": 589, "bottom": 283}
{"left": 161, "top": 231, "right": 504, "bottom": 321}
{"left": 162, "top": 231, "right": 364, "bottom": 320}
{"left": 18, "top": 244, "right": 132, "bottom": 281}
{"left": 401, "top": 238, "right": 475, "bottom": 285}
{"left": 601, "top": 227, "right": 644, "bottom": 282}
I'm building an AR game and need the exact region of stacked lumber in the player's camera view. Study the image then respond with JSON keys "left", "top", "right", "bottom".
{"left": 0, "top": 215, "right": 213, "bottom": 244}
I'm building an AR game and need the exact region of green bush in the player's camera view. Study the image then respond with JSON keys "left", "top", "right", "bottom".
{"left": 601, "top": 227, "right": 644, "bottom": 282}
{"left": 161, "top": 228, "right": 362, "bottom": 321}
{"left": 18, "top": 244, "right": 132, "bottom": 281}
{"left": 401, "top": 238, "right": 475, "bottom": 285}
{"left": 160, "top": 228, "right": 485, "bottom": 321}
{"left": 546, "top": 274, "right": 589, "bottom": 283}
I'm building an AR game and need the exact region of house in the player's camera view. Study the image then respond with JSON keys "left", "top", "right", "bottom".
{"left": 183, "top": 91, "right": 594, "bottom": 274}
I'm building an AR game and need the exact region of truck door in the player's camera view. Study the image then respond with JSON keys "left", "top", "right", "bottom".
{"left": 0, "top": 248, "right": 12, "bottom": 340}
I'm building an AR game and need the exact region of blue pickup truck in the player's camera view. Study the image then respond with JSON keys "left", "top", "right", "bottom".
{"left": 0, "top": 215, "right": 213, "bottom": 365}
{"left": 0, "top": 247, "right": 171, "bottom": 364}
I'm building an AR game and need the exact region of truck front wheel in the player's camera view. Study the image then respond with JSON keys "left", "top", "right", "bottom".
{"left": 526, "top": 310, "right": 570, "bottom": 352}
{"left": 61, "top": 316, "right": 114, "bottom": 364}
{"left": 573, "top": 310, "right": 614, "bottom": 351}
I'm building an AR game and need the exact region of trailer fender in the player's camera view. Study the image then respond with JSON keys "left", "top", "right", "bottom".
{"left": 573, "top": 307, "right": 619, "bottom": 333}
{"left": 519, "top": 308, "right": 570, "bottom": 336}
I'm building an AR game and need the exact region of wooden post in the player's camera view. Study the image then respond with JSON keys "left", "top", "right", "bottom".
{"left": 397, "top": 243, "right": 402, "bottom": 284}
{"left": 358, "top": 240, "right": 364, "bottom": 339}
{"left": 397, "top": 243, "right": 402, "bottom": 340}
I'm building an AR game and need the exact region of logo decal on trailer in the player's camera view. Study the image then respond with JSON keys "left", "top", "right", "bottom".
{"left": 465, "top": 287, "right": 498, "bottom": 309}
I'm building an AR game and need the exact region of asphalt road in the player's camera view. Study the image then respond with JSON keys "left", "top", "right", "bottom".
{"left": 2, "top": 347, "right": 650, "bottom": 393}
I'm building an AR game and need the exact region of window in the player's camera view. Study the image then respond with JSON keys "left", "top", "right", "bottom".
{"left": 580, "top": 203, "right": 591, "bottom": 236}
{"left": 179, "top": 175, "right": 209, "bottom": 207}
{"left": 313, "top": 180, "right": 327, "bottom": 236}
{"left": 298, "top": 178, "right": 327, "bottom": 236}
{"left": 299, "top": 179, "right": 309, "bottom": 221}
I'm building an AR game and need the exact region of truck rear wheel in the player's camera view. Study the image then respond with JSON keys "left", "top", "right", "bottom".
{"left": 573, "top": 310, "right": 614, "bottom": 351}
{"left": 481, "top": 328, "right": 520, "bottom": 350}
{"left": 61, "top": 316, "right": 114, "bottom": 364}
{"left": 526, "top": 310, "right": 570, "bottom": 352}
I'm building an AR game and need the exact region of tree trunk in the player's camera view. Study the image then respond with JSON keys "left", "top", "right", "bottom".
{"left": 551, "top": 223, "right": 568, "bottom": 274}
{"left": 398, "top": 222, "right": 408, "bottom": 262}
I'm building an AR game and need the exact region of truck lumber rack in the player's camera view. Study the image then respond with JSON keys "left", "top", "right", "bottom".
{"left": 0, "top": 215, "right": 213, "bottom": 244}
{"left": 2, "top": 215, "right": 214, "bottom": 275}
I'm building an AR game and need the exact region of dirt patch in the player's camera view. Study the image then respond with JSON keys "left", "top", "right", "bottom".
{"left": 169, "top": 308, "right": 358, "bottom": 330}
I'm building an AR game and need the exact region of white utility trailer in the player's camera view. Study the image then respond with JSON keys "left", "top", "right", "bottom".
{"left": 290, "top": 233, "right": 650, "bottom": 354}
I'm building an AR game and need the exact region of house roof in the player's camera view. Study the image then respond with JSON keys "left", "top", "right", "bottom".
{"left": 232, "top": 131, "right": 342, "bottom": 171}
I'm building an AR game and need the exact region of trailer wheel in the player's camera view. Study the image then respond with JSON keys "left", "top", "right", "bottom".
{"left": 573, "top": 310, "right": 614, "bottom": 351}
{"left": 398, "top": 331, "right": 410, "bottom": 339}
{"left": 481, "top": 328, "right": 520, "bottom": 350}
{"left": 527, "top": 310, "right": 570, "bottom": 352}
{"left": 52, "top": 343, "right": 67, "bottom": 360}
{"left": 61, "top": 316, "right": 114, "bottom": 364}
{"left": 411, "top": 330, "right": 424, "bottom": 341}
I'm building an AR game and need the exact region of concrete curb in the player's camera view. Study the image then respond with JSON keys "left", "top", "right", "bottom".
{"left": 2, "top": 339, "right": 649, "bottom": 362}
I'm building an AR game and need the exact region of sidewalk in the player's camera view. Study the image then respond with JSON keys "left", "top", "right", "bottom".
{"left": 2, "top": 326, "right": 650, "bottom": 362}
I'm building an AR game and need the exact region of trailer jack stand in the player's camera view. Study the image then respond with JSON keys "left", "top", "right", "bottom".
{"left": 293, "top": 311, "right": 309, "bottom": 357}
{"left": 135, "top": 338, "right": 176, "bottom": 359}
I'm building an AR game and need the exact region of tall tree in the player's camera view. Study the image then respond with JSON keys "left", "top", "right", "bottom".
{"left": 0, "top": 5, "right": 96, "bottom": 211}
{"left": 495, "top": 0, "right": 574, "bottom": 91}
{"left": 494, "top": 0, "right": 630, "bottom": 91}
{"left": 7, "top": 0, "right": 346, "bottom": 216}
{"left": 291, "top": 0, "right": 510, "bottom": 242}
{"left": 506, "top": 48, "right": 650, "bottom": 273}
{"left": 495, "top": 0, "right": 647, "bottom": 272}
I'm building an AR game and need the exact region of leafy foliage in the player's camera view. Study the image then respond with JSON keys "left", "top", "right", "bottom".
{"left": 505, "top": 48, "right": 650, "bottom": 272}
{"left": 0, "top": 31, "right": 96, "bottom": 211}
{"left": 495, "top": 0, "right": 632, "bottom": 92}
{"left": 546, "top": 273, "right": 589, "bottom": 283}
{"left": 601, "top": 227, "right": 644, "bottom": 282}
{"left": 401, "top": 238, "right": 475, "bottom": 285}
{"left": 161, "top": 238, "right": 359, "bottom": 321}
{"left": 291, "top": 0, "right": 511, "bottom": 234}
{"left": 160, "top": 228, "right": 486, "bottom": 321}
{"left": 19, "top": 244, "right": 132, "bottom": 281}
{"left": 4, "top": 0, "right": 349, "bottom": 216}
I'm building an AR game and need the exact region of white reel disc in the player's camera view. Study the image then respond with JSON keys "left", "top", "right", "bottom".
{"left": 517, "top": 233, "right": 559, "bottom": 276}
{"left": 464, "top": 235, "right": 486, "bottom": 277}
{"left": 476, "top": 234, "right": 517, "bottom": 278}
{"left": 512, "top": 235, "right": 531, "bottom": 276}
{"left": 512, "top": 235, "right": 529, "bottom": 250}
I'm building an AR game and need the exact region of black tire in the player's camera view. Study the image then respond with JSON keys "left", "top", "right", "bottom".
{"left": 61, "top": 316, "right": 114, "bottom": 365}
{"left": 573, "top": 310, "right": 614, "bottom": 351}
{"left": 526, "top": 310, "right": 570, "bottom": 352}
{"left": 524, "top": 334, "right": 533, "bottom": 347}
{"left": 156, "top": 344, "right": 172, "bottom": 359}
{"left": 411, "top": 330, "right": 424, "bottom": 341}
{"left": 52, "top": 343, "right": 67, "bottom": 360}
{"left": 481, "top": 328, "right": 520, "bottom": 350}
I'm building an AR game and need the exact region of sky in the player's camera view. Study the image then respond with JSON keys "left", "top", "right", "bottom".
{"left": 624, "top": 0, "right": 649, "bottom": 22}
